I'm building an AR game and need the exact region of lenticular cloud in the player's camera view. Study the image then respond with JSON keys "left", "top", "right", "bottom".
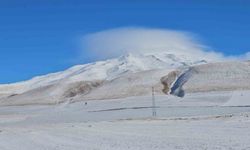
{"left": 81, "top": 27, "right": 226, "bottom": 61}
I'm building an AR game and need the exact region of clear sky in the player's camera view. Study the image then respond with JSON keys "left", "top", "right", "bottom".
{"left": 0, "top": 0, "right": 250, "bottom": 83}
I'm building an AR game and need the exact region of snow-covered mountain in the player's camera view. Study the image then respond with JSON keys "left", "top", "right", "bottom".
{"left": 0, "top": 51, "right": 208, "bottom": 105}
{"left": 0, "top": 52, "right": 207, "bottom": 95}
{"left": 1, "top": 51, "right": 249, "bottom": 106}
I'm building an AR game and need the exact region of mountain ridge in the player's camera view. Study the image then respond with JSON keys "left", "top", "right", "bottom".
{"left": 0, "top": 51, "right": 207, "bottom": 95}
{"left": 2, "top": 51, "right": 247, "bottom": 106}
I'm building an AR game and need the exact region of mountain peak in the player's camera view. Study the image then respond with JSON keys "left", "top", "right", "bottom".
{"left": 0, "top": 51, "right": 208, "bottom": 94}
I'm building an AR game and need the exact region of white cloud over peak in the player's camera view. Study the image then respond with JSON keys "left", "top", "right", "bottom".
{"left": 81, "top": 27, "right": 248, "bottom": 61}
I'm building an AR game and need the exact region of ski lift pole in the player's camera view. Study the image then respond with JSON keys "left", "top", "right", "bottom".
{"left": 152, "top": 86, "right": 157, "bottom": 117}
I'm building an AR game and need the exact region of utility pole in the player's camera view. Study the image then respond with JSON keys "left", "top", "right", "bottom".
{"left": 152, "top": 86, "right": 157, "bottom": 117}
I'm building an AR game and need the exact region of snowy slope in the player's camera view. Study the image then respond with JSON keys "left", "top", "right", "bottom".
{"left": 3, "top": 51, "right": 250, "bottom": 106}
{"left": 0, "top": 51, "right": 210, "bottom": 105}
{"left": 161, "top": 61, "right": 250, "bottom": 96}
{"left": 0, "top": 52, "right": 206, "bottom": 95}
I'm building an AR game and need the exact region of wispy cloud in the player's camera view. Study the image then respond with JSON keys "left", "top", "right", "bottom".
{"left": 81, "top": 27, "right": 248, "bottom": 61}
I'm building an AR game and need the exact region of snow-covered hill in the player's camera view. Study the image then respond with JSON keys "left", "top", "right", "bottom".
{"left": 161, "top": 61, "right": 250, "bottom": 95}
{"left": 0, "top": 52, "right": 206, "bottom": 94}
{"left": 0, "top": 51, "right": 208, "bottom": 105}
{"left": 1, "top": 51, "right": 249, "bottom": 106}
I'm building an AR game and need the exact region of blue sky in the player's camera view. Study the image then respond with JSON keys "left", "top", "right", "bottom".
{"left": 0, "top": 0, "right": 250, "bottom": 83}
